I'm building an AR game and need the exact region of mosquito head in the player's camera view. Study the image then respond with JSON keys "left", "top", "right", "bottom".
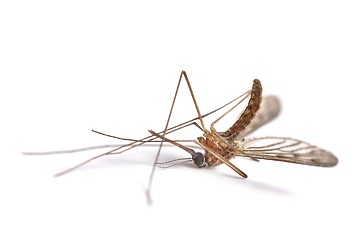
{"left": 192, "top": 152, "right": 206, "bottom": 168}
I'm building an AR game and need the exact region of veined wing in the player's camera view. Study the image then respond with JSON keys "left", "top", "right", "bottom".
{"left": 236, "top": 136, "right": 338, "bottom": 167}
{"left": 238, "top": 95, "right": 281, "bottom": 138}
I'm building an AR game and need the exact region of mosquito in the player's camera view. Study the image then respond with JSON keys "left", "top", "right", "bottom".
{"left": 148, "top": 72, "right": 338, "bottom": 186}
{"left": 124, "top": 71, "right": 337, "bottom": 202}
{"left": 23, "top": 71, "right": 337, "bottom": 204}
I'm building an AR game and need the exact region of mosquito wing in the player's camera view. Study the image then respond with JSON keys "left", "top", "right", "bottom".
{"left": 236, "top": 136, "right": 338, "bottom": 167}
{"left": 238, "top": 95, "right": 281, "bottom": 138}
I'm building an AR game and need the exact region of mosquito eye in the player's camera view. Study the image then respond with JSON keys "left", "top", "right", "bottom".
{"left": 193, "top": 152, "right": 206, "bottom": 168}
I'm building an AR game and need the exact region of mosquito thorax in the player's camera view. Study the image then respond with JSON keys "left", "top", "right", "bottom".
{"left": 193, "top": 152, "right": 206, "bottom": 168}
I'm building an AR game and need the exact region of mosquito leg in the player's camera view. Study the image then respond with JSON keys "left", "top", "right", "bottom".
{"left": 146, "top": 70, "right": 213, "bottom": 203}
{"left": 210, "top": 90, "right": 251, "bottom": 129}
{"left": 146, "top": 71, "right": 185, "bottom": 204}
{"left": 22, "top": 144, "right": 125, "bottom": 155}
{"left": 92, "top": 121, "right": 203, "bottom": 144}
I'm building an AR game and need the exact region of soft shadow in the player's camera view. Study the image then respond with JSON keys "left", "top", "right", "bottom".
{"left": 220, "top": 172, "right": 293, "bottom": 196}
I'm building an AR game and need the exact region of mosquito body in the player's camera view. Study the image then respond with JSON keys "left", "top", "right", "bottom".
{"left": 197, "top": 79, "right": 262, "bottom": 174}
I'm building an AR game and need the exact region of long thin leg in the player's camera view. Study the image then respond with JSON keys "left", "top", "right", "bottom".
{"left": 148, "top": 130, "right": 196, "bottom": 156}
{"left": 92, "top": 122, "right": 201, "bottom": 143}
{"left": 146, "top": 71, "right": 185, "bottom": 204}
{"left": 146, "top": 70, "right": 215, "bottom": 203}
{"left": 210, "top": 90, "right": 250, "bottom": 129}
{"left": 22, "top": 144, "right": 125, "bottom": 155}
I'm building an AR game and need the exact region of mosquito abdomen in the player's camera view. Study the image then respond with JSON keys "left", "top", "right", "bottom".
{"left": 221, "top": 79, "right": 262, "bottom": 140}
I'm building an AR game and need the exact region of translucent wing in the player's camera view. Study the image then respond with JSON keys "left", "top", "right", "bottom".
{"left": 236, "top": 136, "right": 338, "bottom": 167}
{"left": 238, "top": 95, "right": 281, "bottom": 138}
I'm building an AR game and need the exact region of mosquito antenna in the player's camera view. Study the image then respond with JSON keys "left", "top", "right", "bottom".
{"left": 155, "top": 158, "right": 193, "bottom": 168}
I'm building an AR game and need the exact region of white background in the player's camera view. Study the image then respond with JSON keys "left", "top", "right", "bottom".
{"left": 1, "top": 1, "right": 359, "bottom": 239}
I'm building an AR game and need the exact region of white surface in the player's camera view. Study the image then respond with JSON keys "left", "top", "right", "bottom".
{"left": 1, "top": 1, "right": 359, "bottom": 239}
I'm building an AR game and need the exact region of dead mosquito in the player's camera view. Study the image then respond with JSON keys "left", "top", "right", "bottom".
{"left": 23, "top": 71, "right": 338, "bottom": 203}
{"left": 146, "top": 71, "right": 337, "bottom": 202}
{"left": 144, "top": 71, "right": 337, "bottom": 203}
{"left": 149, "top": 72, "right": 337, "bottom": 181}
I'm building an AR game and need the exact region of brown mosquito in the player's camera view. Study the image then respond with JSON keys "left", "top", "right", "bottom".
{"left": 97, "top": 71, "right": 337, "bottom": 202}
{"left": 147, "top": 72, "right": 337, "bottom": 185}
{"left": 23, "top": 71, "right": 338, "bottom": 203}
